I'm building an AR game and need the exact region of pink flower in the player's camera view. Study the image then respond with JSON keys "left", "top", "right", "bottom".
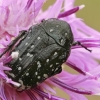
{"left": 0, "top": 0, "right": 100, "bottom": 100}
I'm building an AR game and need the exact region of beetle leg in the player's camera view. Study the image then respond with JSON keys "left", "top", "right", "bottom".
{"left": 0, "top": 31, "right": 27, "bottom": 58}
{"left": 72, "top": 41, "right": 92, "bottom": 52}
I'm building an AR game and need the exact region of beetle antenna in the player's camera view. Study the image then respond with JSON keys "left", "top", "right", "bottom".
{"left": 72, "top": 41, "right": 92, "bottom": 52}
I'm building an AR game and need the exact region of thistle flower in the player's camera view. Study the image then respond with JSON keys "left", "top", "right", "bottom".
{"left": 0, "top": 0, "right": 100, "bottom": 100}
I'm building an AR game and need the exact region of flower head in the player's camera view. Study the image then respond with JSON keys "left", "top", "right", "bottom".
{"left": 0, "top": 0, "right": 100, "bottom": 100}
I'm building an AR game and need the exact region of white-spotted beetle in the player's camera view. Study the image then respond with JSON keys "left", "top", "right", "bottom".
{"left": 0, "top": 18, "right": 74, "bottom": 91}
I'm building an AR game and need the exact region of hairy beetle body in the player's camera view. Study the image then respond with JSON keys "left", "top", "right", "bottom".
{"left": 5, "top": 18, "right": 74, "bottom": 91}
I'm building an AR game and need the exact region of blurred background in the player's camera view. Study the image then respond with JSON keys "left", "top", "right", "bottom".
{"left": 43, "top": 0, "right": 100, "bottom": 100}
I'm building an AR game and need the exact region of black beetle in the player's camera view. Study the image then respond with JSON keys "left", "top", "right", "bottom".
{"left": 0, "top": 18, "right": 74, "bottom": 91}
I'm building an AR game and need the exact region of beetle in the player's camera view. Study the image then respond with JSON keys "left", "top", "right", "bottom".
{"left": 1, "top": 18, "right": 74, "bottom": 91}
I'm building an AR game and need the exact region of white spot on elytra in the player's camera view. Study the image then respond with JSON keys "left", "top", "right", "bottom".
{"left": 52, "top": 69, "right": 54, "bottom": 71}
{"left": 50, "top": 28, "right": 54, "bottom": 32}
{"left": 61, "top": 39, "right": 63, "bottom": 43}
{"left": 27, "top": 53, "right": 30, "bottom": 56}
{"left": 38, "top": 64, "right": 41, "bottom": 68}
{"left": 35, "top": 72, "right": 38, "bottom": 75}
{"left": 55, "top": 68, "right": 58, "bottom": 71}
{"left": 56, "top": 63, "right": 59, "bottom": 65}
{"left": 11, "top": 51, "right": 19, "bottom": 59}
{"left": 31, "top": 45, "right": 34, "bottom": 48}
{"left": 65, "top": 33, "right": 68, "bottom": 36}
{"left": 19, "top": 58, "right": 22, "bottom": 61}
{"left": 54, "top": 52, "right": 57, "bottom": 55}
{"left": 46, "top": 59, "right": 49, "bottom": 62}
{"left": 43, "top": 74, "right": 48, "bottom": 78}
{"left": 25, "top": 42, "right": 28, "bottom": 45}
{"left": 27, "top": 37, "right": 30, "bottom": 39}
{"left": 56, "top": 25, "right": 59, "bottom": 27}
{"left": 37, "top": 76, "right": 41, "bottom": 79}
{"left": 26, "top": 73, "right": 29, "bottom": 76}
{"left": 37, "top": 37, "right": 41, "bottom": 40}
{"left": 18, "top": 67, "right": 21, "bottom": 70}
{"left": 37, "top": 61, "right": 41, "bottom": 68}
{"left": 50, "top": 64, "right": 53, "bottom": 68}
{"left": 29, "top": 54, "right": 33, "bottom": 57}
